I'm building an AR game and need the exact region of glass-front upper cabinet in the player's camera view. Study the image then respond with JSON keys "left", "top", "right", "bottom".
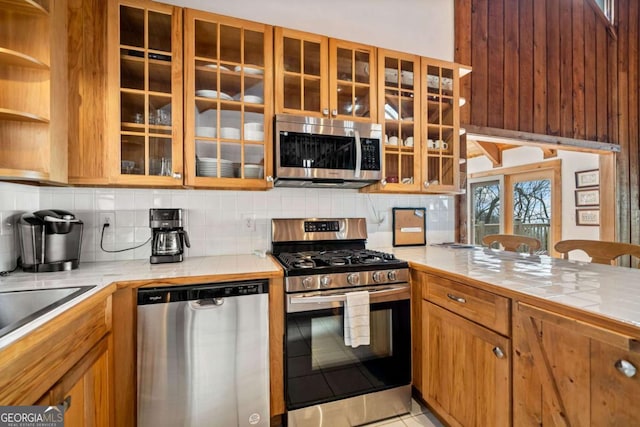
{"left": 184, "top": 10, "right": 273, "bottom": 189}
{"left": 421, "top": 58, "right": 460, "bottom": 192}
{"left": 374, "top": 49, "right": 421, "bottom": 192}
{"left": 275, "top": 29, "right": 376, "bottom": 122}
{"left": 110, "top": 1, "right": 183, "bottom": 186}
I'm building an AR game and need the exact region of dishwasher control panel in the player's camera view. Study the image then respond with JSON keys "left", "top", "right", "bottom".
{"left": 138, "top": 280, "right": 269, "bottom": 305}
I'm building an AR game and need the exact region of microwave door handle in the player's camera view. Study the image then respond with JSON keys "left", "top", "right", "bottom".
{"left": 354, "top": 130, "right": 362, "bottom": 178}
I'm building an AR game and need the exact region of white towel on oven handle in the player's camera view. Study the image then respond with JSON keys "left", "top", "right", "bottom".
{"left": 344, "top": 290, "right": 370, "bottom": 348}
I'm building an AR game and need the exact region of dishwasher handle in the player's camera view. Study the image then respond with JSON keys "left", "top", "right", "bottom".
{"left": 189, "top": 298, "right": 225, "bottom": 309}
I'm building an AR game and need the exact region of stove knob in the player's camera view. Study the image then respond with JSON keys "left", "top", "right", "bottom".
{"left": 347, "top": 273, "right": 360, "bottom": 285}
{"left": 302, "top": 277, "right": 314, "bottom": 289}
{"left": 387, "top": 270, "right": 398, "bottom": 281}
{"left": 372, "top": 271, "right": 385, "bottom": 283}
{"left": 320, "top": 276, "right": 331, "bottom": 288}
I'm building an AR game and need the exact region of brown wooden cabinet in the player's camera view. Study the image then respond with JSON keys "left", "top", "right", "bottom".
{"left": 40, "top": 337, "right": 111, "bottom": 427}
{"left": 275, "top": 27, "right": 376, "bottom": 122}
{"left": 0, "top": 0, "right": 67, "bottom": 183}
{"left": 183, "top": 9, "right": 274, "bottom": 189}
{"left": 514, "top": 302, "right": 640, "bottom": 426}
{"left": 415, "top": 271, "right": 511, "bottom": 426}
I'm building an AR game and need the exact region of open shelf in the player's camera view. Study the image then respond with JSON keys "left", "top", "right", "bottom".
{"left": 0, "top": 108, "right": 49, "bottom": 123}
{"left": 0, "top": 0, "right": 48, "bottom": 15}
{"left": 0, "top": 47, "right": 48, "bottom": 69}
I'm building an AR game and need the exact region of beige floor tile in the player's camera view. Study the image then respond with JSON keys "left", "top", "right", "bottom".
{"left": 363, "top": 417, "right": 406, "bottom": 427}
{"left": 402, "top": 413, "right": 444, "bottom": 427}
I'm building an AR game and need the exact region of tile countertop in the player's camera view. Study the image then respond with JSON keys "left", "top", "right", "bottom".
{"left": 0, "top": 254, "right": 282, "bottom": 349}
{"left": 391, "top": 245, "right": 640, "bottom": 332}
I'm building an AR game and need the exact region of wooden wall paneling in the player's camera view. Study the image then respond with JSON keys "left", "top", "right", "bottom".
{"left": 595, "top": 27, "right": 608, "bottom": 141}
{"left": 518, "top": 0, "right": 533, "bottom": 132}
{"left": 470, "top": 0, "right": 488, "bottom": 126}
{"left": 456, "top": 0, "right": 472, "bottom": 125}
{"left": 617, "top": 0, "right": 631, "bottom": 259}
{"left": 628, "top": 0, "right": 640, "bottom": 256}
{"left": 545, "top": 0, "right": 561, "bottom": 136}
{"left": 583, "top": 6, "right": 597, "bottom": 141}
{"left": 559, "top": 0, "right": 573, "bottom": 136}
{"left": 600, "top": 153, "right": 616, "bottom": 241}
{"left": 532, "top": 0, "right": 547, "bottom": 135}
{"left": 486, "top": 0, "right": 504, "bottom": 128}
{"left": 572, "top": 0, "right": 586, "bottom": 140}
{"left": 503, "top": 0, "right": 519, "bottom": 130}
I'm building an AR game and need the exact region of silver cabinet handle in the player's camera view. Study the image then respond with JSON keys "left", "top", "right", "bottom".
{"left": 331, "top": 109, "right": 338, "bottom": 117}
{"left": 380, "top": 179, "right": 387, "bottom": 186}
{"left": 447, "top": 293, "right": 466, "bottom": 303}
{"left": 172, "top": 172, "right": 182, "bottom": 179}
{"left": 322, "top": 108, "right": 329, "bottom": 116}
{"left": 266, "top": 175, "right": 274, "bottom": 182}
{"left": 492, "top": 346, "right": 505, "bottom": 359}
{"left": 615, "top": 359, "right": 637, "bottom": 378}
{"left": 423, "top": 180, "right": 430, "bottom": 189}
{"left": 61, "top": 395, "right": 72, "bottom": 413}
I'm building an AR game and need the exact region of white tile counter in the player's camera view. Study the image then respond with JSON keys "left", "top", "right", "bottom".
{"left": 392, "top": 245, "right": 640, "bottom": 332}
{"left": 0, "top": 254, "right": 282, "bottom": 348}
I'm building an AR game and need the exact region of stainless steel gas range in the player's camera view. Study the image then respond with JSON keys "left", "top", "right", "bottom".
{"left": 272, "top": 218, "right": 412, "bottom": 427}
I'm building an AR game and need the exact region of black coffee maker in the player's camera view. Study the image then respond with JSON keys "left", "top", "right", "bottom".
{"left": 149, "top": 208, "right": 190, "bottom": 264}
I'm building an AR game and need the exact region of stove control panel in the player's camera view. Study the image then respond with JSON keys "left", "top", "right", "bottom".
{"left": 304, "top": 220, "right": 340, "bottom": 232}
{"left": 285, "top": 268, "right": 409, "bottom": 292}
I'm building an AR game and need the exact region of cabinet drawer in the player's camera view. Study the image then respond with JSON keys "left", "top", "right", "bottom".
{"left": 423, "top": 275, "right": 510, "bottom": 336}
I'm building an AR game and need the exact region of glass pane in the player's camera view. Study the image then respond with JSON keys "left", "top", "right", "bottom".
{"left": 400, "top": 60, "right": 414, "bottom": 90}
{"left": 426, "top": 98, "right": 440, "bottom": 125}
{"left": 120, "top": 6, "right": 144, "bottom": 48}
{"left": 219, "top": 109, "right": 241, "bottom": 139}
{"left": 354, "top": 86, "right": 370, "bottom": 118}
{"left": 426, "top": 157, "right": 439, "bottom": 184}
{"left": 148, "top": 11, "right": 171, "bottom": 52}
{"left": 195, "top": 60, "right": 218, "bottom": 92}
{"left": 400, "top": 154, "right": 414, "bottom": 183}
{"left": 195, "top": 140, "right": 221, "bottom": 177}
{"left": 284, "top": 37, "right": 301, "bottom": 73}
{"left": 245, "top": 75, "right": 264, "bottom": 102}
{"left": 244, "top": 30, "right": 264, "bottom": 67}
{"left": 384, "top": 89, "right": 399, "bottom": 120}
{"left": 303, "top": 41, "right": 320, "bottom": 76}
{"left": 149, "top": 95, "right": 172, "bottom": 126}
{"left": 220, "top": 72, "right": 241, "bottom": 100}
{"left": 244, "top": 111, "right": 264, "bottom": 142}
{"left": 442, "top": 67, "right": 454, "bottom": 96}
{"left": 336, "top": 48, "right": 352, "bottom": 81}
{"left": 384, "top": 57, "right": 399, "bottom": 87}
{"left": 121, "top": 92, "right": 145, "bottom": 126}
{"left": 243, "top": 145, "right": 265, "bottom": 179}
{"left": 512, "top": 179, "right": 552, "bottom": 254}
{"left": 441, "top": 157, "right": 454, "bottom": 186}
{"left": 149, "top": 137, "right": 172, "bottom": 176}
{"left": 284, "top": 75, "right": 301, "bottom": 110}
{"left": 400, "top": 97, "right": 414, "bottom": 121}
{"left": 195, "top": 105, "right": 217, "bottom": 138}
{"left": 304, "top": 78, "right": 320, "bottom": 111}
{"left": 442, "top": 98, "right": 454, "bottom": 126}
{"left": 120, "top": 50, "right": 144, "bottom": 90}
{"left": 427, "top": 65, "right": 439, "bottom": 95}
{"left": 354, "top": 50, "right": 369, "bottom": 84}
{"left": 385, "top": 122, "right": 399, "bottom": 146}
{"left": 470, "top": 180, "right": 501, "bottom": 245}
{"left": 385, "top": 153, "right": 399, "bottom": 183}
{"left": 195, "top": 21, "right": 217, "bottom": 59}
{"left": 336, "top": 84, "right": 352, "bottom": 116}
{"left": 220, "top": 25, "right": 241, "bottom": 63}
{"left": 121, "top": 135, "right": 144, "bottom": 175}
{"left": 149, "top": 60, "right": 172, "bottom": 94}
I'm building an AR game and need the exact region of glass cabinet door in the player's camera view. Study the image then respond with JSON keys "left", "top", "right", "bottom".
{"left": 422, "top": 60, "right": 459, "bottom": 191}
{"left": 330, "top": 39, "right": 376, "bottom": 122}
{"left": 275, "top": 28, "right": 327, "bottom": 117}
{"left": 184, "top": 10, "right": 273, "bottom": 188}
{"left": 378, "top": 50, "right": 421, "bottom": 191}
{"left": 116, "top": 2, "right": 182, "bottom": 184}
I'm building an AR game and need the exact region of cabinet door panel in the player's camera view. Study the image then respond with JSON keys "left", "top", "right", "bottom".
{"left": 423, "top": 301, "right": 510, "bottom": 427}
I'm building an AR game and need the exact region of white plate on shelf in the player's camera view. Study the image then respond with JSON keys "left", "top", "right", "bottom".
{"left": 197, "top": 157, "right": 232, "bottom": 164}
{"left": 204, "top": 63, "right": 230, "bottom": 71}
{"left": 196, "top": 126, "right": 216, "bottom": 137}
{"left": 245, "top": 130, "right": 264, "bottom": 141}
{"left": 234, "top": 65, "right": 264, "bottom": 75}
{"left": 195, "top": 90, "right": 233, "bottom": 100}
{"left": 241, "top": 164, "right": 263, "bottom": 179}
{"left": 401, "top": 70, "right": 414, "bottom": 86}
{"left": 384, "top": 68, "right": 398, "bottom": 84}
{"left": 244, "top": 95, "right": 263, "bottom": 104}
{"left": 219, "top": 127, "right": 241, "bottom": 139}
{"left": 244, "top": 122, "right": 263, "bottom": 132}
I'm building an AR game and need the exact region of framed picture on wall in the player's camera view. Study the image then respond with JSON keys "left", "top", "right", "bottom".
{"left": 576, "top": 209, "right": 600, "bottom": 226}
{"left": 575, "top": 188, "right": 600, "bottom": 207}
{"left": 575, "top": 169, "right": 599, "bottom": 188}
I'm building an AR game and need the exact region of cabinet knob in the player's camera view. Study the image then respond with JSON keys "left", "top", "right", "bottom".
{"left": 331, "top": 109, "right": 338, "bottom": 117}
{"left": 447, "top": 293, "right": 466, "bottom": 304}
{"left": 172, "top": 172, "right": 182, "bottom": 179}
{"left": 266, "top": 175, "right": 274, "bottom": 182}
{"left": 615, "top": 359, "right": 637, "bottom": 378}
{"left": 381, "top": 179, "right": 387, "bottom": 186}
{"left": 423, "top": 180, "right": 430, "bottom": 189}
{"left": 322, "top": 108, "right": 330, "bottom": 116}
{"left": 492, "top": 346, "right": 505, "bottom": 359}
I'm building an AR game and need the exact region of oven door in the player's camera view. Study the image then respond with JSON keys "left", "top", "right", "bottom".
{"left": 285, "top": 284, "right": 411, "bottom": 411}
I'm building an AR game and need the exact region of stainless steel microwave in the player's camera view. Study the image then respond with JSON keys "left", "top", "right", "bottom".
{"left": 274, "top": 114, "right": 383, "bottom": 188}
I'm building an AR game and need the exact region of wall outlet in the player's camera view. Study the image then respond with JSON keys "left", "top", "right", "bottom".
{"left": 241, "top": 213, "right": 256, "bottom": 232}
{"left": 99, "top": 212, "right": 115, "bottom": 229}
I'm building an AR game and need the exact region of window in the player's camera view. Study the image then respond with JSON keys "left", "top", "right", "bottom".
{"left": 468, "top": 161, "right": 561, "bottom": 255}
{"left": 593, "top": 0, "right": 615, "bottom": 24}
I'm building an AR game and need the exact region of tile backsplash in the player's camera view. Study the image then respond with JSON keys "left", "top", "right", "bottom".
{"left": 0, "top": 182, "right": 455, "bottom": 270}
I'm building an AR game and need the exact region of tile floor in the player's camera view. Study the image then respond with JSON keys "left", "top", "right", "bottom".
{"left": 363, "top": 399, "right": 444, "bottom": 427}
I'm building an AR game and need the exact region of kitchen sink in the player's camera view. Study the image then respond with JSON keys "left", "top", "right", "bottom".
{"left": 0, "top": 286, "right": 95, "bottom": 338}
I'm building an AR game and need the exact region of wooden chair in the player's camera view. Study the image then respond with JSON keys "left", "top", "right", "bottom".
{"left": 481, "top": 234, "right": 542, "bottom": 254}
{"left": 554, "top": 239, "right": 640, "bottom": 266}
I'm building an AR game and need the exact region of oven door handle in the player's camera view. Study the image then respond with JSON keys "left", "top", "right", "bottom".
{"left": 289, "top": 285, "right": 408, "bottom": 305}
{"left": 354, "top": 130, "right": 362, "bottom": 178}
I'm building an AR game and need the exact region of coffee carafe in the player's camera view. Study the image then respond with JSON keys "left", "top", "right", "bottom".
{"left": 149, "top": 208, "right": 190, "bottom": 264}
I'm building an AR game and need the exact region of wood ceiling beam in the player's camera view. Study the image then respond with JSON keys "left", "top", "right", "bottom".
{"left": 474, "top": 140, "right": 502, "bottom": 167}
{"left": 541, "top": 147, "right": 557, "bottom": 158}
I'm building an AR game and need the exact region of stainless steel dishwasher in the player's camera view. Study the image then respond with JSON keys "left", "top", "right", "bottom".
{"left": 137, "top": 280, "right": 270, "bottom": 427}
